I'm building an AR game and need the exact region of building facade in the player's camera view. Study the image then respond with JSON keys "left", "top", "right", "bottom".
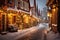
{"left": 0, "top": 0, "right": 39, "bottom": 32}
{"left": 46, "top": 0, "right": 58, "bottom": 33}
{"left": 0, "top": 0, "right": 30, "bottom": 32}
{"left": 41, "top": 7, "right": 47, "bottom": 22}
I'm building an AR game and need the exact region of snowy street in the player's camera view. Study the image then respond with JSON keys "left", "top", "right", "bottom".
{"left": 0, "top": 23, "right": 60, "bottom": 40}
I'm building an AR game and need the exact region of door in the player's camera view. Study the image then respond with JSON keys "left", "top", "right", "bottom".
{"left": 2, "top": 15, "right": 5, "bottom": 32}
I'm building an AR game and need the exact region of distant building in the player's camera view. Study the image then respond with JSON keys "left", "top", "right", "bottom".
{"left": 30, "top": 0, "right": 39, "bottom": 18}
{"left": 41, "top": 7, "right": 47, "bottom": 20}
{"left": 30, "top": 7, "right": 36, "bottom": 16}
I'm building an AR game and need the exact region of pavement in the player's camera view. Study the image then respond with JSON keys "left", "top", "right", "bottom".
{"left": 47, "top": 31, "right": 60, "bottom": 40}
{"left": 0, "top": 27, "right": 39, "bottom": 40}
{"left": 0, "top": 23, "right": 60, "bottom": 40}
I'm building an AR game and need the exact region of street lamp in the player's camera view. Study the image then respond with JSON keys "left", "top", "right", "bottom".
{"left": 47, "top": 12, "right": 52, "bottom": 18}
{"left": 47, "top": 12, "right": 50, "bottom": 17}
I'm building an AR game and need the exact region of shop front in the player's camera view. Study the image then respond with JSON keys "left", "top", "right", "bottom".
{"left": 0, "top": 9, "right": 39, "bottom": 32}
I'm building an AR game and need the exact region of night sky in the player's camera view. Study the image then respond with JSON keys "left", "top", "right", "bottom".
{"left": 30, "top": 0, "right": 46, "bottom": 10}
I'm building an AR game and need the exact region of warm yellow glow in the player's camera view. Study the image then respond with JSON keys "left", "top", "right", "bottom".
{"left": 23, "top": 14, "right": 30, "bottom": 23}
{"left": 23, "top": 15, "right": 27, "bottom": 18}
{"left": 53, "top": 8, "right": 55, "bottom": 12}
{"left": 47, "top": 12, "right": 52, "bottom": 17}
{"left": 50, "top": 14, "right": 52, "bottom": 17}
{"left": 24, "top": 17, "right": 29, "bottom": 23}
{"left": 47, "top": 12, "right": 50, "bottom": 17}
{"left": 8, "top": 13, "right": 13, "bottom": 18}
{"left": 8, "top": 13, "right": 13, "bottom": 24}
{"left": 53, "top": 5, "right": 56, "bottom": 8}
{"left": 47, "top": 13, "right": 50, "bottom": 17}
{"left": 0, "top": 10, "right": 3, "bottom": 12}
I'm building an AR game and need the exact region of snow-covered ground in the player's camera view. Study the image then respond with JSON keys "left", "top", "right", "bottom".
{"left": 0, "top": 23, "right": 60, "bottom": 40}
{"left": 47, "top": 31, "right": 60, "bottom": 40}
